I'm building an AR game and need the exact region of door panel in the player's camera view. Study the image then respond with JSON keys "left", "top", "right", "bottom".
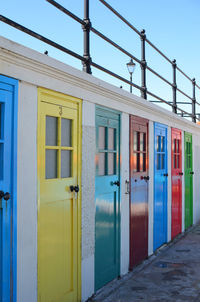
{"left": 184, "top": 132, "right": 193, "bottom": 229}
{"left": 38, "top": 89, "right": 81, "bottom": 302}
{"left": 95, "top": 107, "right": 120, "bottom": 291}
{"left": 0, "top": 76, "right": 17, "bottom": 302}
{"left": 129, "top": 115, "right": 149, "bottom": 269}
{"left": 171, "top": 128, "right": 182, "bottom": 239}
{"left": 154, "top": 123, "right": 168, "bottom": 251}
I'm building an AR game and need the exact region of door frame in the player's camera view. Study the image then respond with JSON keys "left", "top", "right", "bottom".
{"left": 95, "top": 105, "right": 121, "bottom": 290}
{"left": 0, "top": 74, "right": 18, "bottom": 302}
{"left": 37, "top": 87, "right": 82, "bottom": 301}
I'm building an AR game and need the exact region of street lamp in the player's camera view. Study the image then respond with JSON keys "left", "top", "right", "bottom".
{"left": 126, "top": 58, "right": 136, "bottom": 93}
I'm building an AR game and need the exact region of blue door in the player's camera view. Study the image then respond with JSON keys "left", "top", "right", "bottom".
{"left": 0, "top": 75, "right": 18, "bottom": 302}
{"left": 95, "top": 106, "right": 120, "bottom": 291}
{"left": 154, "top": 123, "right": 168, "bottom": 251}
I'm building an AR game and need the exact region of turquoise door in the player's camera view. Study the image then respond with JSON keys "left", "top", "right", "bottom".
{"left": 154, "top": 123, "right": 168, "bottom": 251}
{"left": 95, "top": 106, "right": 120, "bottom": 290}
{"left": 0, "top": 75, "right": 18, "bottom": 302}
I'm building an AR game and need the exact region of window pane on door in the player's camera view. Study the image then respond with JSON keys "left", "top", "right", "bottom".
{"left": 176, "top": 155, "right": 179, "bottom": 169}
{"left": 108, "top": 128, "right": 115, "bottom": 150}
{"left": 108, "top": 152, "right": 114, "bottom": 175}
{"left": 140, "top": 133, "right": 144, "bottom": 152}
{"left": 161, "top": 154, "right": 165, "bottom": 169}
{"left": 143, "top": 153, "right": 146, "bottom": 171}
{"left": 133, "top": 132, "right": 137, "bottom": 151}
{"left": 61, "top": 150, "right": 71, "bottom": 178}
{"left": 161, "top": 136, "right": 165, "bottom": 152}
{"left": 99, "top": 127, "right": 105, "bottom": 149}
{"left": 46, "top": 116, "right": 58, "bottom": 146}
{"left": 156, "top": 136, "right": 160, "bottom": 152}
{"left": 46, "top": 149, "right": 57, "bottom": 179}
{"left": 61, "top": 118, "right": 71, "bottom": 147}
{"left": 0, "top": 143, "right": 3, "bottom": 180}
{"left": 98, "top": 152, "right": 105, "bottom": 175}
{"left": 157, "top": 154, "right": 160, "bottom": 170}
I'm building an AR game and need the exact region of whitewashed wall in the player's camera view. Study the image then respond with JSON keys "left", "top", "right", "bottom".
{"left": 0, "top": 36, "right": 200, "bottom": 302}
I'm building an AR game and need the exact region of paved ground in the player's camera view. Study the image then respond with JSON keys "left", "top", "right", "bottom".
{"left": 89, "top": 224, "right": 200, "bottom": 302}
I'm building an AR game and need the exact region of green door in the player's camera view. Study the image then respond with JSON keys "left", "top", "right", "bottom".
{"left": 95, "top": 106, "right": 120, "bottom": 291}
{"left": 184, "top": 132, "right": 193, "bottom": 229}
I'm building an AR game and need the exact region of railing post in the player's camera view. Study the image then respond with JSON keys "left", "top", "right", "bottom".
{"left": 140, "top": 29, "right": 147, "bottom": 99}
{"left": 172, "top": 59, "right": 177, "bottom": 114}
{"left": 192, "top": 78, "right": 196, "bottom": 123}
{"left": 82, "top": 0, "right": 92, "bottom": 74}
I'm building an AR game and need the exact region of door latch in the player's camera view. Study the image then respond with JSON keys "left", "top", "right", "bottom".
{"left": 70, "top": 185, "right": 79, "bottom": 193}
{"left": 0, "top": 191, "right": 10, "bottom": 208}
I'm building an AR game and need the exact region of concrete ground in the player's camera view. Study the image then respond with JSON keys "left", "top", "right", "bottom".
{"left": 89, "top": 223, "right": 200, "bottom": 302}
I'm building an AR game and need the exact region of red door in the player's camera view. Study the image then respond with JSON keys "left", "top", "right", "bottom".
{"left": 171, "top": 128, "right": 182, "bottom": 239}
{"left": 129, "top": 115, "right": 149, "bottom": 269}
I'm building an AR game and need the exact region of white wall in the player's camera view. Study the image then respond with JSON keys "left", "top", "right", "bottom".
{"left": 17, "top": 81, "right": 37, "bottom": 302}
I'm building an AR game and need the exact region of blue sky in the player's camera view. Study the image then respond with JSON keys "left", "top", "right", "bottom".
{"left": 1, "top": 0, "right": 200, "bottom": 116}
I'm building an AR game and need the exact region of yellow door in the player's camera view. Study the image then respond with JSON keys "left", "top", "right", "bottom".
{"left": 37, "top": 88, "right": 82, "bottom": 302}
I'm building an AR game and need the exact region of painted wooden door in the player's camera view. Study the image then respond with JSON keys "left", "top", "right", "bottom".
{"left": 171, "top": 128, "right": 182, "bottom": 239}
{"left": 0, "top": 75, "right": 18, "bottom": 302}
{"left": 154, "top": 123, "right": 168, "bottom": 251}
{"left": 129, "top": 115, "right": 149, "bottom": 269}
{"left": 38, "top": 88, "right": 81, "bottom": 302}
{"left": 95, "top": 107, "right": 120, "bottom": 291}
{"left": 184, "top": 132, "right": 193, "bottom": 229}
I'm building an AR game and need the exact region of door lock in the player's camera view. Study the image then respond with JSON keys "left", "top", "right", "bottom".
{"left": 190, "top": 171, "right": 194, "bottom": 175}
{"left": 113, "top": 180, "right": 120, "bottom": 187}
{"left": 163, "top": 173, "right": 168, "bottom": 177}
{"left": 0, "top": 191, "right": 10, "bottom": 201}
{"left": 179, "top": 172, "right": 184, "bottom": 176}
{"left": 70, "top": 185, "right": 79, "bottom": 193}
{"left": 144, "top": 176, "right": 150, "bottom": 181}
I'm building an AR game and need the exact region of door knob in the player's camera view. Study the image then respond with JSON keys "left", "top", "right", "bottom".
{"left": 190, "top": 171, "right": 194, "bottom": 175}
{"left": 113, "top": 181, "right": 120, "bottom": 187}
{"left": 179, "top": 172, "right": 183, "bottom": 176}
{"left": 70, "top": 185, "right": 79, "bottom": 193}
{"left": 144, "top": 176, "right": 150, "bottom": 181}
{"left": 163, "top": 173, "right": 168, "bottom": 177}
{"left": 0, "top": 191, "right": 10, "bottom": 200}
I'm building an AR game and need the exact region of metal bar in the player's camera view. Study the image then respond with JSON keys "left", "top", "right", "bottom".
{"left": 0, "top": 15, "right": 86, "bottom": 62}
{"left": 91, "top": 27, "right": 141, "bottom": 64}
{"left": 145, "top": 38, "right": 172, "bottom": 64}
{"left": 46, "top": 0, "right": 84, "bottom": 25}
{"left": 176, "top": 102, "right": 191, "bottom": 105}
{"left": 141, "top": 30, "right": 147, "bottom": 99}
{"left": 147, "top": 90, "right": 173, "bottom": 107}
{"left": 177, "top": 87, "right": 193, "bottom": 100}
{"left": 146, "top": 66, "right": 173, "bottom": 87}
{"left": 91, "top": 61, "right": 142, "bottom": 91}
{"left": 176, "top": 66, "right": 193, "bottom": 83}
{"left": 192, "top": 78, "right": 196, "bottom": 123}
{"left": 82, "top": 0, "right": 92, "bottom": 73}
{"left": 172, "top": 59, "right": 177, "bottom": 113}
{"left": 99, "top": 0, "right": 141, "bottom": 36}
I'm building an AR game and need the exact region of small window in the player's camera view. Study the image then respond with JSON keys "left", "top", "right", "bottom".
{"left": 133, "top": 132, "right": 137, "bottom": 151}
{"left": 161, "top": 154, "right": 165, "bottom": 169}
{"left": 108, "top": 152, "right": 114, "bottom": 175}
{"left": 46, "top": 149, "right": 58, "bottom": 179}
{"left": 161, "top": 136, "right": 165, "bottom": 152}
{"left": 99, "top": 127, "right": 105, "bottom": 150}
{"left": 61, "top": 150, "right": 71, "bottom": 178}
{"left": 61, "top": 118, "right": 71, "bottom": 147}
{"left": 98, "top": 152, "right": 105, "bottom": 175}
{"left": 0, "top": 143, "right": 3, "bottom": 180}
{"left": 46, "top": 116, "right": 58, "bottom": 146}
{"left": 108, "top": 128, "right": 115, "bottom": 150}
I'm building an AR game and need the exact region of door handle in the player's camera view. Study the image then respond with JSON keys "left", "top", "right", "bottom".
{"left": 163, "top": 173, "right": 168, "bottom": 177}
{"left": 144, "top": 176, "right": 150, "bottom": 181}
{"left": 70, "top": 185, "right": 79, "bottom": 193}
{"left": 190, "top": 171, "right": 194, "bottom": 175}
{"left": 113, "top": 181, "right": 120, "bottom": 187}
{"left": 179, "top": 172, "right": 183, "bottom": 176}
{"left": 0, "top": 191, "right": 11, "bottom": 201}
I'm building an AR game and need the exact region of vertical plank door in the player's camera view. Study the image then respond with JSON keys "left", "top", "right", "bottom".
{"left": 171, "top": 128, "right": 182, "bottom": 239}
{"left": 154, "top": 123, "right": 168, "bottom": 251}
{"left": 129, "top": 115, "right": 149, "bottom": 269}
{"left": 0, "top": 75, "right": 18, "bottom": 302}
{"left": 95, "top": 106, "right": 120, "bottom": 291}
{"left": 184, "top": 132, "right": 193, "bottom": 229}
{"left": 38, "top": 88, "right": 82, "bottom": 302}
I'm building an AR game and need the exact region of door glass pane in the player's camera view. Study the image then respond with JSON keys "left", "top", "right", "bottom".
{"left": 108, "top": 128, "right": 115, "bottom": 150}
{"left": 98, "top": 152, "right": 105, "bottom": 175}
{"left": 46, "top": 149, "right": 57, "bottom": 179}
{"left": 0, "top": 143, "right": 3, "bottom": 180}
{"left": 161, "top": 136, "right": 165, "bottom": 152}
{"left": 157, "top": 154, "right": 160, "bottom": 170}
{"left": 161, "top": 154, "right": 165, "bottom": 169}
{"left": 173, "top": 154, "right": 176, "bottom": 169}
{"left": 108, "top": 152, "right": 114, "bottom": 175}
{"left": 99, "top": 127, "right": 105, "bottom": 149}
{"left": 143, "top": 153, "right": 146, "bottom": 171}
{"left": 133, "top": 132, "right": 137, "bottom": 151}
{"left": 137, "top": 153, "right": 140, "bottom": 172}
{"left": 177, "top": 139, "right": 179, "bottom": 153}
{"left": 173, "top": 139, "right": 176, "bottom": 153}
{"left": 140, "top": 133, "right": 144, "bottom": 152}
{"left": 46, "top": 116, "right": 58, "bottom": 146}
{"left": 177, "top": 155, "right": 179, "bottom": 169}
{"left": 140, "top": 153, "right": 143, "bottom": 172}
{"left": 143, "top": 133, "right": 146, "bottom": 151}
{"left": 133, "top": 153, "right": 137, "bottom": 172}
{"left": 156, "top": 136, "right": 159, "bottom": 152}
{"left": 137, "top": 132, "right": 140, "bottom": 151}
{"left": 61, "top": 118, "right": 71, "bottom": 147}
{"left": 61, "top": 150, "right": 71, "bottom": 178}
{"left": 0, "top": 104, "right": 2, "bottom": 139}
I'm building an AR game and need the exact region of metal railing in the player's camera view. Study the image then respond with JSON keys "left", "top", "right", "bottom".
{"left": 0, "top": 0, "right": 200, "bottom": 122}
